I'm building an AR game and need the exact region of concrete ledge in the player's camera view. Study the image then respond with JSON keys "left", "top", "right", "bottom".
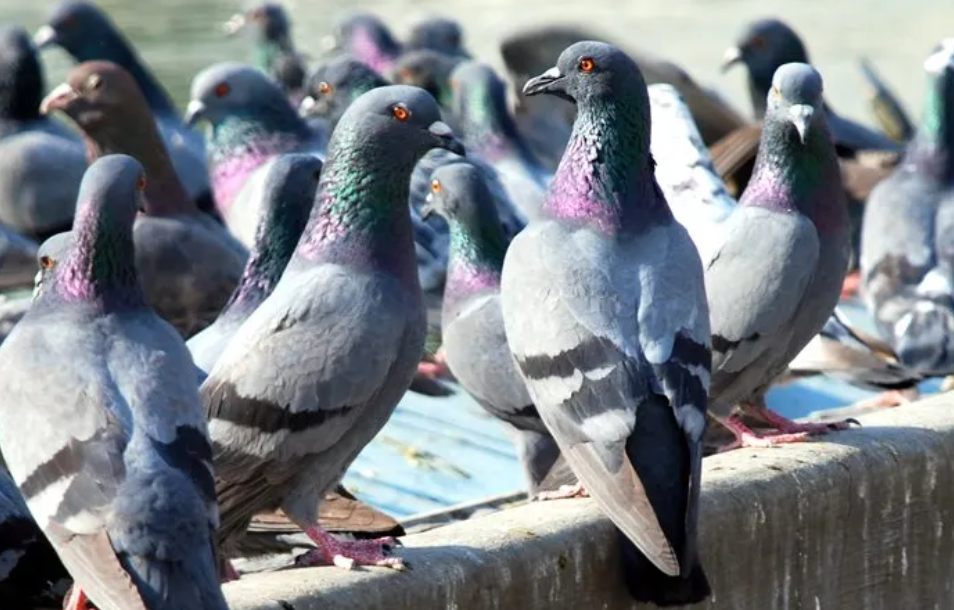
{"left": 224, "top": 396, "right": 954, "bottom": 610}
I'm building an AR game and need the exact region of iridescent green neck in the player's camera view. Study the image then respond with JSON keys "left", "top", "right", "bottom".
{"left": 909, "top": 72, "right": 954, "bottom": 180}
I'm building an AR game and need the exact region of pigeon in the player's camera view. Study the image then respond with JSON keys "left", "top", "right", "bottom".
{"left": 393, "top": 49, "right": 463, "bottom": 110}
{"left": 450, "top": 60, "right": 550, "bottom": 222}
{"left": 31, "top": 231, "right": 70, "bottom": 300}
{"left": 722, "top": 18, "right": 901, "bottom": 154}
{"left": 223, "top": 3, "right": 308, "bottom": 103}
{"left": 406, "top": 17, "right": 470, "bottom": 58}
{"left": 422, "top": 161, "right": 566, "bottom": 495}
{"left": 704, "top": 63, "right": 852, "bottom": 449}
{"left": 861, "top": 40, "right": 954, "bottom": 375}
{"left": 0, "top": 154, "right": 228, "bottom": 610}
{"left": 501, "top": 41, "right": 711, "bottom": 605}
{"left": 188, "top": 153, "right": 319, "bottom": 375}
{"left": 0, "top": 25, "right": 85, "bottom": 241}
{"left": 299, "top": 55, "right": 389, "bottom": 129}
{"left": 41, "top": 61, "right": 247, "bottom": 338}
{"left": 186, "top": 62, "right": 327, "bottom": 245}
{"left": 202, "top": 85, "right": 463, "bottom": 570}
{"left": 327, "top": 13, "right": 402, "bottom": 76}
{"left": 0, "top": 465, "right": 72, "bottom": 608}
{"left": 647, "top": 84, "right": 736, "bottom": 262}
{"left": 858, "top": 58, "right": 914, "bottom": 144}
{"left": 0, "top": 223, "right": 39, "bottom": 290}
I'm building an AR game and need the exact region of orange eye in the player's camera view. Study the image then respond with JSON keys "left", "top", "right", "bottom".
{"left": 750, "top": 35, "right": 766, "bottom": 50}
{"left": 214, "top": 82, "right": 231, "bottom": 98}
{"left": 579, "top": 57, "right": 595, "bottom": 73}
{"left": 431, "top": 179, "right": 442, "bottom": 193}
{"left": 318, "top": 81, "right": 333, "bottom": 95}
{"left": 392, "top": 105, "right": 410, "bottom": 121}
{"left": 136, "top": 174, "right": 147, "bottom": 191}
{"left": 40, "top": 255, "right": 55, "bottom": 270}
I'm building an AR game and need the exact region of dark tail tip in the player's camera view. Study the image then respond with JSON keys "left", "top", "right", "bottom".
{"left": 619, "top": 533, "right": 711, "bottom": 607}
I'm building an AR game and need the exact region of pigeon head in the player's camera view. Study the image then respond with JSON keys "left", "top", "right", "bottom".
{"left": 186, "top": 63, "right": 302, "bottom": 129}
{"left": 395, "top": 50, "right": 462, "bottom": 107}
{"left": 407, "top": 17, "right": 467, "bottom": 57}
{"left": 0, "top": 25, "right": 45, "bottom": 121}
{"left": 919, "top": 40, "right": 954, "bottom": 149}
{"left": 328, "top": 13, "right": 401, "bottom": 75}
{"left": 299, "top": 55, "right": 388, "bottom": 127}
{"left": 764, "top": 63, "right": 825, "bottom": 145}
{"left": 450, "top": 61, "right": 523, "bottom": 154}
{"left": 523, "top": 40, "right": 647, "bottom": 107}
{"left": 224, "top": 153, "right": 319, "bottom": 314}
{"left": 55, "top": 154, "right": 145, "bottom": 304}
{"left": 33, "top": 231, "right": 71, "bottom": 300}
{"left": 722, "top": 19, "right": 809, "bottom": 118}
{"left": 224, "top": 3, "right": 292, "bottom": 44}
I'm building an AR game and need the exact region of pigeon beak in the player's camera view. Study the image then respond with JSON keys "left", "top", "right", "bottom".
{"left": 523, "top": 66, "right": 565, "bottom": 97}
{"left": 428, "top": 121, "right": 465, "bottom": 155}
{"left": 721, "top": 46, "right": 744, "bottom": 72}
{"left": 221, "top": 13, "right": 246, "bottom": 36}
{"left": 184, "top": 100, "right": 207, "bottom": 126}
{"left": 299, "top": 95, "right": 317, "bottom": 117}
{"left": 788, "top": 104, "right": 814, "bottom": 144}
{"left": 33, "top": 25, "right": 59, "bottom": 50}
{"left": 39, "top": 83, "right": 78, "bottom": 115}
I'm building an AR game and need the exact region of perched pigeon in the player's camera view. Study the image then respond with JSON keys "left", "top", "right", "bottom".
{"left": 722, "top": 18, "right": 901, "bottom": 154}
{"left": 0, "top": 223, "right": 39, "bottom": 290}
{"left": 31, "top": 231, "right": 71, "bottom": 300}
{"left": 223, "top": 3, "right": 308, "bottom": 103}
{"left": 423, "top": 161, "right": 566, "bottom": 494}
{"left": 327, "top": 13, "right": 402, "bottom": 76}
{"left": 188, "top": 153, "right": 319, "bottom": 375}
{"left": 450, "top": 60, "right": 550, "bottom": 222}
{"left": 34, "top": 0, "right": 212, "bottom": 208}
{"left": 406, "top": 17, "right": 470, "bottom": 58}
{"left": 203, "top": 85, "right": 463, "bottom": 569}
{"left": 393, "top": 49, "right": 463, "bottom": 110}
{"left": 861, "top": 41, "right": 954, "bottom": 375}
{"left": 42, "top": 61, "right": 248, "bottom": 338}
{"left": 647, "top": 84, "right": 736, "bottom": 262}
{"left": 0, "top": 465, "right": 72, "bottom": 607}
{"left": 705, "top": 63, "right": 852, "bottom": 448}
{"left": 502, "top": 41, "right": 711, "bottom": 605}
{"left": 186, "top": 62, "right": 327, "bottom": 244}
{"left": 0, "top": 26, "right": 85, "bottom": 240}
{"left": 0, "top": 155, "right": 228, "bottom": 610}
{"left": 300, "top": 55, "right": 389, "bottom": 129}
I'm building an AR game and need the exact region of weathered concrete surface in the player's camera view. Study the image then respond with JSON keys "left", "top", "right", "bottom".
{"left": 224, "top": 396, "right": 954, "bottom": 610}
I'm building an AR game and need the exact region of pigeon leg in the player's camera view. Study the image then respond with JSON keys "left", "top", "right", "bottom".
{"left": 416, "top": 348, "right": 450, "bottom": 379}
{"left": 841, "top": 270, "right": 862, "bottom": 300}
{"left": 224, "top": 560, "right": 241, "bottom": 582}
{"left": 295, "top": 525, "right": 405, "bottom": 570}
{"left": 714, "top": 414, "right": 811, "bottom": 452}
{"left": 746, "top": 404, "right": 857, "bottom": 434}
{"left": 535, "top": 482, "right": 589, "bottom": 501}
{"left": 63, "top": 586, "right": 88, "bottom": 610}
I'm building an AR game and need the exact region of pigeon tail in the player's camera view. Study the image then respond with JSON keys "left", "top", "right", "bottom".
{"left": 619, "top": 532, "right": 711, "bottom": 606}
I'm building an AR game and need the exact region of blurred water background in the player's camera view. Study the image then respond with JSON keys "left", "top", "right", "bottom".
{"left": 2, "top": 0, "right": 950, "bottom": 517}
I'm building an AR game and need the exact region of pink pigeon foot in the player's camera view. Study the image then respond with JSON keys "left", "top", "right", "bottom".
{"left": 535, "top": 483, "right": 590, "bottom": 501}
{"left": 747, "top": 404, "right": 858, "bottom": 434}
{"left": 714, "top": 414, "right": 812, "bottom": 452}
{"left": 841, "top": 271, "right": 862, "bottom": 300}
{"left": 416, "top": 348, "right": 450, "bottom": 379}
{"left": 296, "top": 526, "right": 405, "bottom": 570}
{"left": 847, "top": 389, "right": 915, "bottom": 410}
{"left": 223, "top": 560, "right": 241, "bottom": 582}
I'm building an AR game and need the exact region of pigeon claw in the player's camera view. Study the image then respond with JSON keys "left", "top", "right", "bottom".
{"left": 299, "top": 527, "right": 405, "bottom": 570}
{"left": 535, "top": 483, "right": 589, "bottom": 501}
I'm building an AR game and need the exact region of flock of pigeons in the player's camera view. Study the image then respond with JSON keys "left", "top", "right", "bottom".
{"left": 0, "top": 1, "right": 951, "bottom": 609}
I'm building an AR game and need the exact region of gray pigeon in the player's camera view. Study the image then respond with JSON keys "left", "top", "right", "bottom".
{"left": 42, "top": 61, "right": 248, "bottom": 339}
{"left": 406, "top": 17, "right": 470, "bottom": 58}
{"left": 0, "top": 154, "right": 227, "bottom": 610}
{"left": 327, "top": 13, "right": 402, "bottom": 76}
{"left": 0, "top": 25, "right": 85, "bottom": 240}
{"left": 0, "top": 465, "right": 72, "bottom": 607}
{"left": 722, "top": 18, "right": 901, "bottom": 154}
{"left": 299, "top": 55, "right": 389, "bottom": 129}
{"left": 423, "top": 161, "right": 566, "bottom": 495}
{"left": 392, "top": 49, "right": 464, "bottom": 110}
{"left": 188, "top": 153, "right": 319, "bottom": 375}
{"left": 0, "top": 223, "right": 38, "bottom": 290}
{"left": 705, "top": 63, "right": 852, "bottom": 448}
{"left": 450, "top": 60, "right": 550, "bottom": 222}
{"left": 32, "top": 231, "right": 71, "bottom": 300}
{"left": 502, "top": 41, "right": 710, "bottom": 605}
{"left": 34, "top": 1, "right": 212, "bottom": 208}
{"left": 202, "top": 85, "right": 463, "bottom": 569}
{"left": 186, "top": 62, "right": 326, "bottom": 246}
{"left": 861, "top": 40, "right": 954, "bottom": 375}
